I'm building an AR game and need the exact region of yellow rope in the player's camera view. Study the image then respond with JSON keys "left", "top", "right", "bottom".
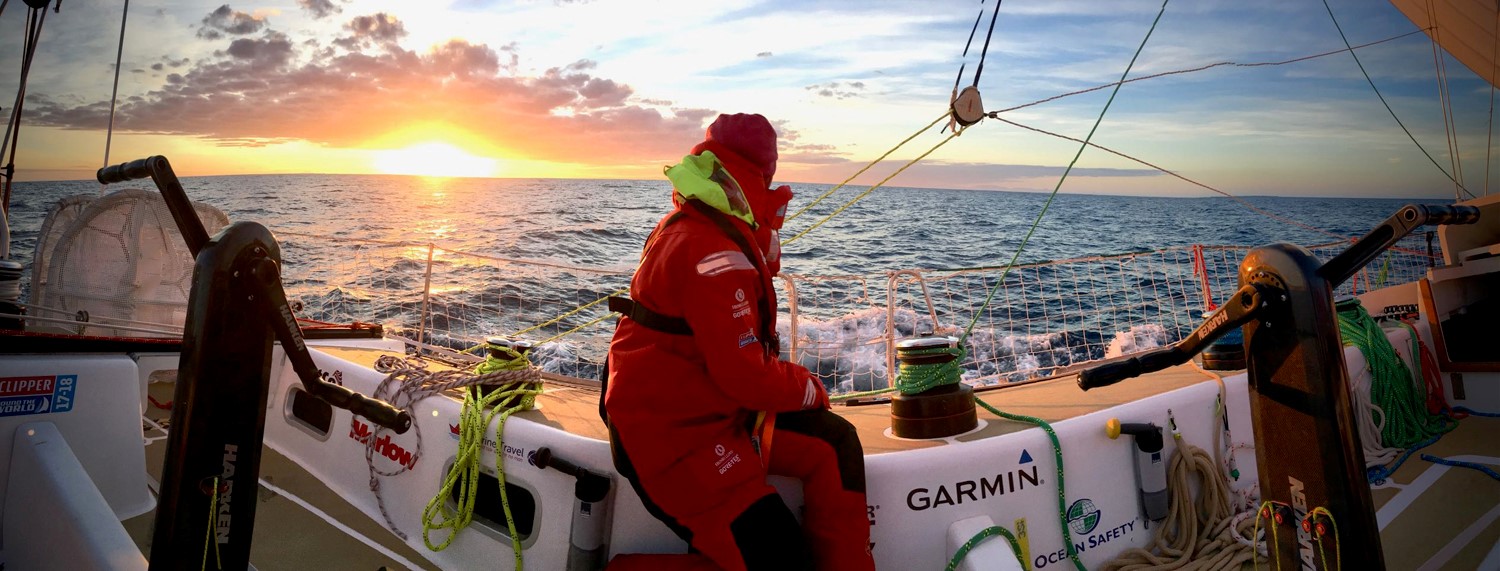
{"left": 536, "top": 311, "right": 617, "bottom": 344}
{"left": 510, "top": 288, "right": 625, "bottom": 338}
{"left": 782, "top": 129, "right": 963, "bottom": 247}
{"left": 1253, "top": 501, "right": 1282, "bottom": 571}
{"left": 420, "top": 346, "right": 543, "bottom": 569}
{"left": 202, "top": 476, "right": 222, "bottom": 571}
{"left": 783, "top": 110, "right": 953, "bottom": 224}
{"left": 1310, "top": 507, "right": 1340, "bottom": 571}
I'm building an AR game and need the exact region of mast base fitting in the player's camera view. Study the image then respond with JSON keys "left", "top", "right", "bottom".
{"left": 951, "top": 86, "right": 986, "bottom": 127}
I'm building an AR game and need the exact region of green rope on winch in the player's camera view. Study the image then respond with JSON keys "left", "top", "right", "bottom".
{"left": 1336, "top": 302, "right": 1454, "bottom": 448}
{"left": 829, "top": 345, "right": 967, "bottom": 402}
{"left": 421, "top": 344, "right": 542, "bottom": 569}
{"left": 895, "top": 346, "right": 967, "bottom": 394}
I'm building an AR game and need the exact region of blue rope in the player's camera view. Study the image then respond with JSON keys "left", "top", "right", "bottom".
{"left": 1421, "top": 454, "right": 1500, "bottom": 482}
{"left": 1367, "top": 433, "right": 1442, "bottom": 484}
{"left": 1453, "top": 406, "right": 1500, "bottom": 418}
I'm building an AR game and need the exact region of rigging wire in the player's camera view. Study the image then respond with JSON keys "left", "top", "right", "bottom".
{"left": 1488, "top": 4, "right": 1498, "bottom": 195}
{"left": 781, "top": 131, "right": 960, "bottom": 247}
{"left": 996, "top": 29, "right": 1428, "bottom": 115}
{"left": 1426, "top": 0, "right": 1465, "bottom": 198}
{"left": 1319, "top": 0, "right": 1475, "bottom": 199}
{"left": 0, "top": 2, "right": 48, "bottom": 217}
{"left": 102, "top": 0, "right": 130, "bottom": 192}
{"left": 784, "top": 111, "right": 949, "bottom": 225}
{"left": 949, "top": 3, "right": 984, "bottom": 98}
{"left": 962, "top": 0, "right": 1169, "bottom": 341}
{"left": 991, "top": 116, "right": 1435, "bottom": 258}
{"left": 970, "top": 0, "right": 1003, "bottom": 88}
{"left": 477, "top": 16, "right": 1443, "bottom": 346}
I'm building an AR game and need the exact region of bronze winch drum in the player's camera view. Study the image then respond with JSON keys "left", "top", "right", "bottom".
{"left": 890, "top": 337, "right": 978, "bottom": 439}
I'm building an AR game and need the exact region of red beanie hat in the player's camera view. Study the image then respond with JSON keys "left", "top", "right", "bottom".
{"left": 702, "top": 113, "right": 778, "bottom": 181}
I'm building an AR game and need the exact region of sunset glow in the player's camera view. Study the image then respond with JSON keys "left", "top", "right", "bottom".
{"left": 0, "top": 1, "right": 1493, "bottom": 196}
{"left": 372, "top": 143, "right": 499, "bottom": 178}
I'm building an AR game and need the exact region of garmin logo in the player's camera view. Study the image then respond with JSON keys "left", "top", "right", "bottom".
{"left": 216, "top": 444, "right": 238, "bottom": 544}
{"left": 1288, "top": 476, "right": 1315, "bottom": 570}
{"left": 906, "top": 465, "right": 1041, "bottom": 511}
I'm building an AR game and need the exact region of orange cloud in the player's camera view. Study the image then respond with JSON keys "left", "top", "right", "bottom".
{"left": 27, "top": 8, "right": 721, "bottom": 169}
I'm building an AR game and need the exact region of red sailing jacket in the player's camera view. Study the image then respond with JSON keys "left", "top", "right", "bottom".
{"left": 605, "top": 148, "right": 822, "bottom": 480}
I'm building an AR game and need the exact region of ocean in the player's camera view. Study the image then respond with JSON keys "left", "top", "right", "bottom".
{"left": 4, "top": 174, "right": 1440, "bottom": 391}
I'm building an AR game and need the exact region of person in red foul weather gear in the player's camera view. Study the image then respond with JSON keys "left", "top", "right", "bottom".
{"left": 603, "top": 113, "right": 874, "bottom": 571}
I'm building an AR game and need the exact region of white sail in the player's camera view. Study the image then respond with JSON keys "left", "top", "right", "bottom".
{"left": 1391, "top": 0, "right": 1500, "bottom": 88}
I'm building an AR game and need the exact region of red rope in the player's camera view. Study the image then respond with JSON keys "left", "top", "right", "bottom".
{"left": 1193, "top": 244, "right": 1217, "bottom": 311}
{"left": 1415, "top": 333, "right": 1464, "bottom": 419}
{"left": 295, "top": 317, "right": 381, "bottom": 331}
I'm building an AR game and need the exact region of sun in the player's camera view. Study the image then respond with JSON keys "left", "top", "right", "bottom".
{"left": 372, "top": 142, "right": 498, "bottom": 178}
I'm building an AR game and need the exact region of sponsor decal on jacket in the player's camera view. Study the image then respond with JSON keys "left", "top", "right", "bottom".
{"left": 737, "top": 330, "right": 758, "bottom": 348}
{"left": 713, "top": 443, "right": 742, "bottom": 475}
{"left": 697, "top": 251, "right": 755, "bottom": 277}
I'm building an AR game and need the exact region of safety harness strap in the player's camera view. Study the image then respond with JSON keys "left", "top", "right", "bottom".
{"left": 608, "top": 295, "right": 692, "bottom": 336}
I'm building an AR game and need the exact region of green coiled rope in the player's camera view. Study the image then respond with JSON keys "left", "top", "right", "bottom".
{"left": 1335, "top": 302, "right": 1454, "bottom": 449}
{"left": 896, "top": 346, "right": 968, "bottom": 394}
{"left": 420, "top": 345, "right": 542, "bottom": 569}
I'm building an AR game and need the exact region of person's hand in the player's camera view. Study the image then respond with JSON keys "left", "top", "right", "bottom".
{"left": 801, "top": 375, "right": 830, "bottom": 410}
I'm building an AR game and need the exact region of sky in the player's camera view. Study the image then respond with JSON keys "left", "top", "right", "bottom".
{"left": 0, "top": 0, "right": 1494, "bottom": 197}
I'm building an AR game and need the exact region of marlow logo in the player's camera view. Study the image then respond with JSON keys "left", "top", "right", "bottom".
{"left": 349, "top": 418, "right": 418, "bottom": 470}
{"left": 1067, "top": 498, "right": 1101, "bottom": 535}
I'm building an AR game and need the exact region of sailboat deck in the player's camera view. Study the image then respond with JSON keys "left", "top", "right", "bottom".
{"left": 123, "top": 345, "right": 1500, "bottom": 569}
{"left": 314, "top": 345, "right": 1221, "bottom": 454}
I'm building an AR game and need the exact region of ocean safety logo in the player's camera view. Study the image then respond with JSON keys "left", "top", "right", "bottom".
{"left": 0, "top": 375, "right": 77, "bottom": 417}
{"left": 1067, "top": 498, "right": 1101, "bottom": 535}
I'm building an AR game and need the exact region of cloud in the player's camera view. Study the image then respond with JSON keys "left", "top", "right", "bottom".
{"left": 26, "top": 13, "right": 714, "bottom": 165}
{"left": 805, "top": 81, "right": 866, "bottom": 100}
{"left": 336, "top": 13, "right": 408, "bottom": 50}
{"left": 221, "top": 32, "right": 296, "bottom": 68}
{"left": 197, "top": 5, "right": 267, "bottom": 41}
{"left": 297, "top": 0, "right": 345, "bottom": 19}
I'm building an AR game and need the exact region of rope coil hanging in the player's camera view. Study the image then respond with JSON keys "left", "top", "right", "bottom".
{"left": 357, "top": 347, "right": 542, "bottom": 569}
